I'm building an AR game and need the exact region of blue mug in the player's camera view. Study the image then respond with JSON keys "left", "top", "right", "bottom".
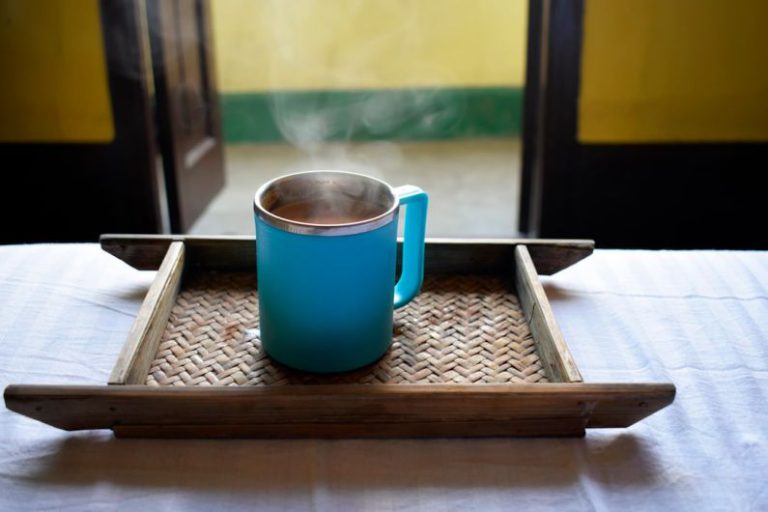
{"left": 253, "top": 171, "right": 428, "bottom": 373}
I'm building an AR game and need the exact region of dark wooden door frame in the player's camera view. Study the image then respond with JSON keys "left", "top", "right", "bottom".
{"left": 147, "top": 0, "right": 225, "bottom": 233}
{"left": 520, "top": 0, "right": 584, "bottom": 240}
{"left": 519, "top": 0, "right": 550, "bottom": 237}
{"left": 519, "top": 0, "right": 768, "bottom": 249}
{"left": 0, "top": 0, "right": 164, "bottom": 243}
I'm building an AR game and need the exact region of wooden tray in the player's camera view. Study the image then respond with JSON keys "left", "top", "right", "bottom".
{"left": 4, "top": 235, "right": 675, "bottom": 438}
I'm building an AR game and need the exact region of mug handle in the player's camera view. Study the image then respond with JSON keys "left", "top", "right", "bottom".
{"left": 393, "top": 185, "right": 429, "bottom": 309}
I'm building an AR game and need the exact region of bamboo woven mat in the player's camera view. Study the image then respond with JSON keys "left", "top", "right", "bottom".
{"left": 146, "top": 273, "right": 548, "bottom": 386}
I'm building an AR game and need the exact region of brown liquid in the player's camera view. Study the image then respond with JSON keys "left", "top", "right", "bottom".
{"left": 271, "top": 199, "right": 380, "bottom": 225}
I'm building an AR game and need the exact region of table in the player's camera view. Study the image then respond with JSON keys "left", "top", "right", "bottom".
{"left": 1, "top": 243, "right": 766, "bottom": 511}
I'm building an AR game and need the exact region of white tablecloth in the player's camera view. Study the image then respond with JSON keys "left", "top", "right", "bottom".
{"left": 1, "top": 244, "right": 766, "bottom": 511}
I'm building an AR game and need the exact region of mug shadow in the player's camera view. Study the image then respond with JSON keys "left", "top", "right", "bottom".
{"left": 20, "top": 432, "right": 665, "bottom": 492}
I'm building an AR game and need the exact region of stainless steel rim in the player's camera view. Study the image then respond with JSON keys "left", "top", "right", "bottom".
{"left": 253, "top": 170, "right": 399, "bottom": 236}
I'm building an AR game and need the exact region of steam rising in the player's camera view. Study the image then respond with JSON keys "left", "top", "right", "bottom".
{"left": 260, "top": 0, "right": 467, "bottom": 169}
{"left": 269, "top": 89, "right": 466, "bottom": 153}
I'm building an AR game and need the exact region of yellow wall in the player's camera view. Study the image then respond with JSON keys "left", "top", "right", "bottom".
{"left": 211, "top": 0, "right": 528, "bottom": 92}
{"left": 0, "top": 0, "right": 113, "bottom": 143}
{"left": 579, "top": 0, "right": 768, "bottom": 143}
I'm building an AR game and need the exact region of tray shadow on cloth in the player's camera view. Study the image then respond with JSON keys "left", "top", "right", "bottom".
{"left": 541, "top": 281, "right": 583, "bottom": 303}
{"left": 21, "top": 433, "right": 665, "bottom": 491}
{"left": 111, "top": 282, "right": 154, "bottom": 302}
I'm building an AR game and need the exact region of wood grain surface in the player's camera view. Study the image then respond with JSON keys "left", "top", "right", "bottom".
{"left": 5, "top": 383, "right": 675, "bottom": 437}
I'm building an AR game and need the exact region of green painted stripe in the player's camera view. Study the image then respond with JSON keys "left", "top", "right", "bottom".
{"left": 220, "top": 87, "right": 522, "bottom": 143}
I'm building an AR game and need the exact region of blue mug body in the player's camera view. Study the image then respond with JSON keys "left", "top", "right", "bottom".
{"left": 254, "top": 171, "right": 428, "bottom": 373}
